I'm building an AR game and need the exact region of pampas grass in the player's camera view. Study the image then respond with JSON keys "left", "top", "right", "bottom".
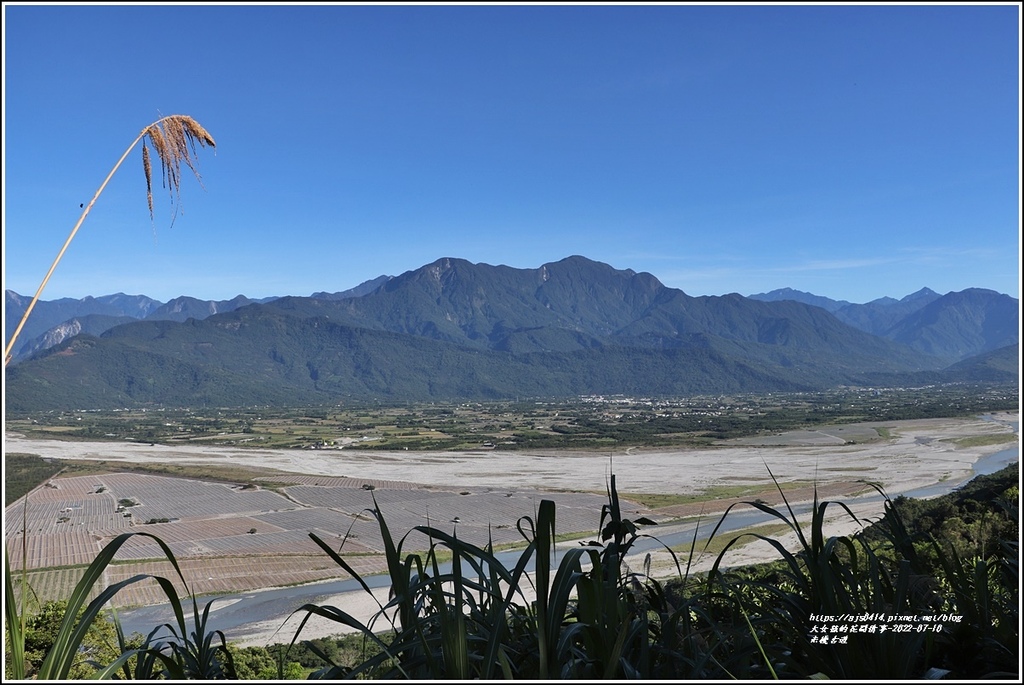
{"left": 3, "top": 115, "right": 215, "bottom": 365}
{"left": 141, "top": 115, "right": 216, "bottom": 222}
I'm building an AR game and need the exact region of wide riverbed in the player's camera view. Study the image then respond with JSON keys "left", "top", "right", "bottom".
{"left": 114, "top": 426, "right": 1019, "bottom": 646}
{"left": 8, "top": 412, "right": 1016, "bottom": 647}
{"left": 5, "top": 413, "right": 1018, "bottom": 497}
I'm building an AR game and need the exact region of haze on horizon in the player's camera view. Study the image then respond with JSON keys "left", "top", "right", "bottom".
{"left": 1, "top": 258, "right": 1015, "bottom": 310}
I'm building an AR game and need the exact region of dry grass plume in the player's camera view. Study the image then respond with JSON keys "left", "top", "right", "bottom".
{"left": 142, "top": 115, "right": 217, "bottom": 221}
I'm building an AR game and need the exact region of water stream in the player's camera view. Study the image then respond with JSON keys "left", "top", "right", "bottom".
{"left": 117, "top": 431, "right": 1018, "bottom": 640}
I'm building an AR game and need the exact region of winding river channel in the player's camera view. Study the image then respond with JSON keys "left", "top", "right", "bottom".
{"left": 115, "top": 418, "right": 1018, "bottom": 642}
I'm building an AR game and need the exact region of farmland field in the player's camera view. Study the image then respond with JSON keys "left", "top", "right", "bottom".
{"left": 4, "top": 469, "right": 619, "bottom": 607}
{"left": 4, "top": 403, "right": 1017, "bottom": 610}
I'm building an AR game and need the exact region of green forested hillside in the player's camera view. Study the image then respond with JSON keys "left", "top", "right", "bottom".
{"left": 4, "top": 320, "right": 823, "bottom": 411}
{"left": 5, "top": 258, "right": 1017, "bottom": 411}
{"left": 885, "top": 289, "right": 1019, "bottom": 362}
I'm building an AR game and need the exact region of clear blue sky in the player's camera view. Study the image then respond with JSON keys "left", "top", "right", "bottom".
{"left": 3, "top": 3, "right": 1020, "bottom": 305}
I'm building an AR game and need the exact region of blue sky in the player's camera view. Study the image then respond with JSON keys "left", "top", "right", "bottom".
{"left": 3, "top": 3, "right": 1020, "bottom": 305}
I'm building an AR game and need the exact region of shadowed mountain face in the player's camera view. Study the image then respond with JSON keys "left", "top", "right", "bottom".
{"left": 832, "top": 288, "right": 942, "bottom": 336}
{"left": 883, "top": 289, "right": 1020, "bottom": 363}
{"left": 748, "top": 285, "right": 1016, "bottom": 362}
{"left": 5, "top": 257, "right": 1017, "bottom": 410}
{"left": 257, "top": 257, "right": 1011, "bottom": 365}
{"left": 262, "top": 256, "right": 671, "bottom": 348}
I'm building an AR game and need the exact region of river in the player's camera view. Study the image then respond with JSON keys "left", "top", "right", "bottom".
{"left": 117, "top": 436, "right": 1018, "bottom": 641}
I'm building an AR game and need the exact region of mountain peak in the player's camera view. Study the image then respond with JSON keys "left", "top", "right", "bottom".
{"left": 747, "top": 288, "right": 850, "bottom": 313}
{"left": 903, "top": 287, "right": 939, "bottom": 302}
{"left": 311, "top": 275, "right": 393, "bottom": 300}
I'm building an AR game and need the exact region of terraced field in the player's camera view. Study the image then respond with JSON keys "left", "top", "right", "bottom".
{"left": 5, "top": 471, "right": 616, "bottom": 607}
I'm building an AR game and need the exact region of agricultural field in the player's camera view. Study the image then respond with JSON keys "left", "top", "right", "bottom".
{"left": 5, "top": 383, "right": 1016, "bottom": 453}
{"left": 4, "top": 387, "right": 1017, "bottom": 612}
{"left": 4, "top": 469, "right": 618, "bottom": 608}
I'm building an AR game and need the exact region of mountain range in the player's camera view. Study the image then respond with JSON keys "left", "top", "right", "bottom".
{"left": 4, "top": 256, "right": 1018, "bottom": 411}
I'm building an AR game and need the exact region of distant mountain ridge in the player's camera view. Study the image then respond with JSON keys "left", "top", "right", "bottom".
{"left": 749, "top": 286, "right": 1017, "bottom": 361}
{"left": 884, "top": 288, "right": 1019, "bottom": 361}
{"left": 4, "top": 256, "right": 1017, "bottom": 411}
{"left": 830, "top": 288, "right": 943, "bottom": 337}
{"left": 749, "top": 286, "right": 943, "bottom": 334}
{"left": 4, "top": 292, "right": 276, "bottom": 361}
{"left": 244, "top": 257, "right": 936, "bottom": 381}
{"left": 311, "top": 275, "right": 392, "bottom": 300}
{"left": 5, "top": 291, "right": 164, "bottom": 348}
{"left": 748, "top": 287, "right": 853, "bottom": 313}
{"left": 145, "top": 295, "right": 271, "bottom": 323}
{"left": 10, "top": 279, "right": 998, "bottom": 363}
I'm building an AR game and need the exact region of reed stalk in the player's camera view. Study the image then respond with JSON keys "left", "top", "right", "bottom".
{"left": 3, "top": 114, "right": 215, "bottom": 365}
{"left": 3, "top": 114, "right": 216, "bottom": 679}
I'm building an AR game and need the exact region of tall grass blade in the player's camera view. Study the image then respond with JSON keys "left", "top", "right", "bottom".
{"left": 34, "top": 532, "right": 190, "bottom": 680}
{"left": 4, "top": 496, "right": 33, "bottom": 679}
{"left": 533, "top": 498, "right": 556, "bottom": 679}
{"left": 4, "top": 552, "right": 27, "bottom": 680}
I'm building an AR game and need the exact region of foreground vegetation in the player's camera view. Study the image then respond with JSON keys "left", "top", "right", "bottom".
{"left": 5, "top": 462, "right": 1017, "bottom": 680}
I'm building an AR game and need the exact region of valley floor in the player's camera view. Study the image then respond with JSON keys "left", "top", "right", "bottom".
{"left": 4, "top": 411, "right": 1018, "bottom": 647}
{"left": 6, "top": 413, "right": 1018, "bottom": 496}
